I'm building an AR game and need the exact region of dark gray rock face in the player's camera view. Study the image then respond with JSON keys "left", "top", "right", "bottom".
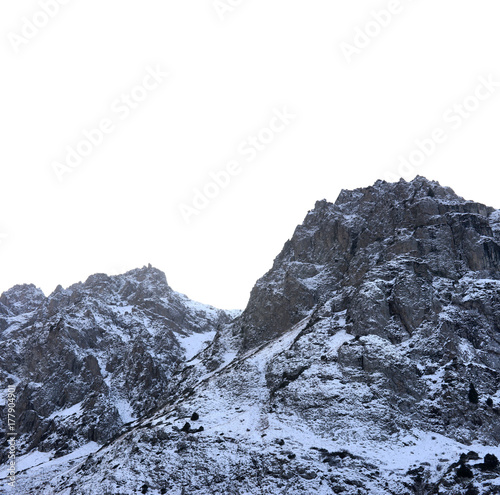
{"left": 0, "top": 265, "right": 235, "bottom": 463}
{"left": 227, "top": 177, "right": 500, "bottom": 448}
{"left": 3, "top": 177, "right": 500, "bottom": 494}
{"left": 237, "top": 176, "right": 499, "bottom": 351}
{"left": 0, "top": 284, "right": 45, "bottom": 332}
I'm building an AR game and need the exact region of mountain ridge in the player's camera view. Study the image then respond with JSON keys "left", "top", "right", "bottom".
{"left": 2, "top": 176, "right": 500, "bottom": 494}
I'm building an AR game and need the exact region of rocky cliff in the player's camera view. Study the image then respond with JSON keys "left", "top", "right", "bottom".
{"left": 1, "top": 177, "right": 500, "bottom": 494}
{"left": 0, "top": 266, "right": 237, "bottom": 464}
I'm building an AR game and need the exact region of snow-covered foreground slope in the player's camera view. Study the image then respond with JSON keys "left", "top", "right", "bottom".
{"left": 2, "top": 177, "right": 500, "bottom": 494}
{"left": 13, "top": 307, "right": 500, "bottom": 494}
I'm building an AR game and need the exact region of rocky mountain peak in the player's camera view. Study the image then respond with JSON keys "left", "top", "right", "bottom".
{"left": 236, "top": 176, "right": 499, "bottom": 351}
{"left": 0, "top": 265, "right": 237, "bottom": 469}
{"left": 334, "top": 176, "right": 464, "bottom": 209}
{"left": 0, "top": 283, "right": 45, "bottom": 317}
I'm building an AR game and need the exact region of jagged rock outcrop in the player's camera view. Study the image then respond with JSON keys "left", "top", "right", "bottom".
{"left": 237, "top": 176, "right": 499, "bottom": 351}
{"left": 2, "top": 177, "right": 500, "bottom": 494}
{"left": 224, "top": 176, "right": 500, "bottom": 447}
{"left": 0, "top": 265, "right": 237, "bottom": 463}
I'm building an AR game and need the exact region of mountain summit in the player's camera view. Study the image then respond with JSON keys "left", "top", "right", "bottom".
{"left": 0, "top": 265, "right": 237, "bottom": 466}
{"left": 1, "top": 177, "right": 500, "bottom": 494}
{"left": 237, "top": 176, "right": 499, "bottom": 351}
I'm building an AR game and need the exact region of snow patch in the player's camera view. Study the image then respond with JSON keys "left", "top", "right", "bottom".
{"left": 0, "top": 442, "right": 99, "bottom": 480}
{"left": 115, "top": 398, "right": 136, "bottom": 424}
{"left": 179, "top": 331, "right": 216, "bottom": 361}
{"left": 489, "top": 209, "right": 500, "bottom": 232}
{"left": 48, "top": 402, "right": 83, "bottom": 420}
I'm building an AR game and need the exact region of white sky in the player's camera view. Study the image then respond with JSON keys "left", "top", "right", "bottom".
{"left": 1, "top": 0, "right": 499, "bottom": 310}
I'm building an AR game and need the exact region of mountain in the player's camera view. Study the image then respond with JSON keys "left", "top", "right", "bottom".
{"left": 0, "top": 266, "right": 238, "bottom": 466}
{"left": 1, "top": 176, "right": 500, "bottom": 494}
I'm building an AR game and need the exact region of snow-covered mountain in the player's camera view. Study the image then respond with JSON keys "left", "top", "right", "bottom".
{"left": 0, "top": 266, "right": 238, "bottom": 471}
{"left": 2, "top": 177, "right": 500, "bottom": 494}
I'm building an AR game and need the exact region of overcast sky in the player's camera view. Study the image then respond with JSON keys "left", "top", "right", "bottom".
{"left": 1, "top": 0, "right": 499, "bottom": 310}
